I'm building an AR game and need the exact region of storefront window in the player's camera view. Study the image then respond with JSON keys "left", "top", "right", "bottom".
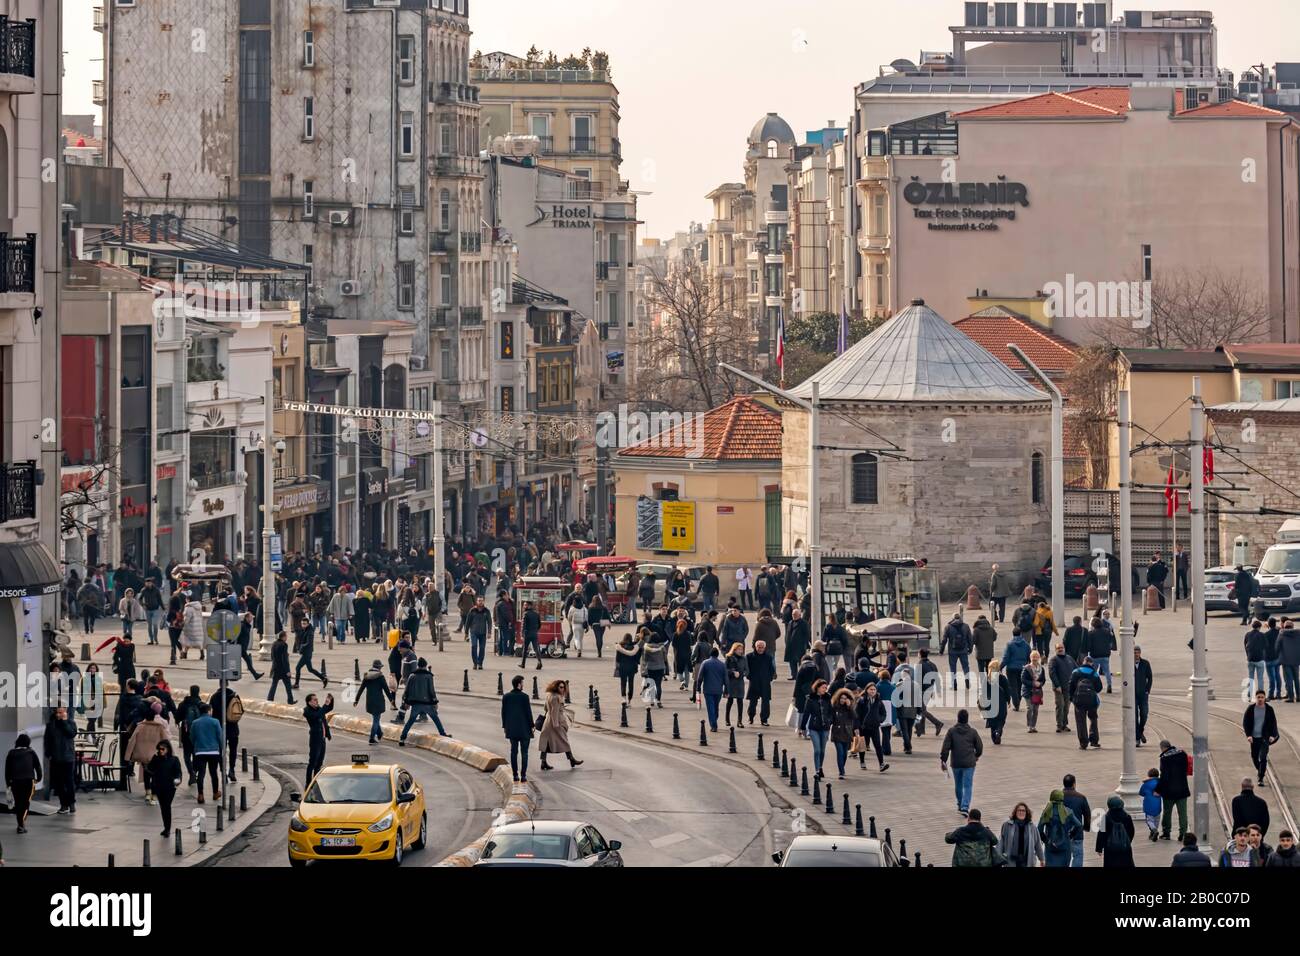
{"left": 191, "top": 428, "right": 236, "bottom": 490}
{"left": 188, "top": 337, "right": 223, "bottom": 383}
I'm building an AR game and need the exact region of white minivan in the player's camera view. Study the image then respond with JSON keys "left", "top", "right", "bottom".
{"left": 1254, "top": 520, "right": 1300, "bottom": 616}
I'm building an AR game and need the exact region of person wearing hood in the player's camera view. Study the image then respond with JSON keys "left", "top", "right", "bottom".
{"left": 1039, "top": 790, "right": 1084, "bottom": 867}
{"left": 181, "top": 598, "right": 206, "bottom": 661}
{"left": 354, "top": 659, "right": 396, "bottom": 744}
{"left": 945, "top": 809, "right": 1004, "bottom": 867}
{"left": 1170, "top": 833, "right": 1213, "bottom": 867}
{"left": 1068, "top": 656, "right": 1103, "bottom": 750}
{"left": 1266, "top": 829, "right": 1300, "bottom": 867}
{"left": 303, "top": 692, "right": 334, "bottom": 785}
{"left": 353, "top": 587, "right": 373, "bottom": 645}
{"left": 1000, "top": 630, "right": 1031, "bottom": 713}
{"left": 784, "top": 609, "right": 810, "bottom": 680}
{"left": 940, "top": 709, "right": 984, "bottom": 814}
{"left": 399, "top": 659, "right": 448, "bottom": 743}
{"left": 972, "top": 615, "right": 998, "bottom": 676}
{"left": 999, "top": 802, "right": 1044, "bottom": 868}
{"left": 1095, "top": 795, "right": 1136, "bottom": 867}
{"left": 1219, "top": 827, "right": 1260, "bottom": 868}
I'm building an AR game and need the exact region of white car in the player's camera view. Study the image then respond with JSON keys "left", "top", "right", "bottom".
{"left": 772, "top": 835, "right": 901, "bottom": 867}
{"left": 1203, "top": 565, "right": 1256, "bottom": 613}
{"left": 1255, "top": 542, "right": 1300, "bottom": 616}
{"left": 475, "top": 821, "right": 624, "bottom": 867}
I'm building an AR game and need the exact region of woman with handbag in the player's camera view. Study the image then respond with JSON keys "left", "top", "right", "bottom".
{"left": 1022, "top": 651, "right": 1047, "bottom": 734}
{"left": 614, "top": 634, "right": 642, "bottom": 703}
{"left": 538, "top": 680, "right": 583, "bottom": 771}
{"left": 980, "top": 661, "right": 1011, "bottom": 746}
{"left": 724, "top": 642, "right": 749, "bottom": 728}
{"left": 640, "top": 631, "right": 669, "bottom": 708}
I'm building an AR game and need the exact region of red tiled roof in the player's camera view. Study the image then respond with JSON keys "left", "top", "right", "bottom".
{"left": 1175, "top": 99, "right": 1288, "bottom": 118}
{"left": 954, "top": 87, "right": 1130, "bottom": 120}
{"left": 618, "top": 396, "right": 782, "bottom": 461}
{"left": 953, "top": 312, "right": 1080, "bottom": 374}
{"left": 63, "top": 127, "right": 102, "bottom": 149}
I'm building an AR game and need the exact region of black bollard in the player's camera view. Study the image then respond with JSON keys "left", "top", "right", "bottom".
{"left": 564, "top": 684, "right": 572, "bottom": 705}
{"left": 855, "top": 804, "right": 865, "bottom": 836}
{"left": 240, "top": 786, "right": 248, "bottom": 813}
{"left": 645, "top": 708, "right": 654, "bottom": 733}
{"left": 497, "top": 673, "right": 504, "bottom": 695}
{"left": 672, "top": 713, "right": 681, "bottom": 739}
{"left": 354, "top": 658, "right": 361, "bottom": 682}
{"left": 253, "top": 755, "right": 261, "bottom": 782}
{"left": 698, "top": 720, "right": 708, "bottom": 747}
{"left": 869, "top": 815, "right": 878, "bottom": 838}
{"left": 727, "top": 726, "right": 736, "bottom": 753}
{"left": 228, "top": 794, "right": 237, "bottom": 822}
{"left": 174, "top": 829, "right": 183, "bottom": 856}
{"left": 772, "top": 740, "right": 781, "bottom": 769}
{"left": 780, "top": 748, "right": 789, "bottom": 776}
{"left": 593, "top": 692, "right": 602, "bottom": 722}
{"left": 587, "top": 684, "right": 595, "bottom": 709}
{"left": 842, "top": 794, "right": 851, "bottom": 826}
{"left": 620, "top": 702, "right": 629, "bottom": 728}
{"left": 216, "top": 805, "right": 225, "bottom": 833}
{"left": 81, "top": 642, "right": 91, "bottom": 662}
{"left": 811, "top": 775, "right": 821, "bottom": 806}
{"left": 462, "top": 669, "right": 470, "bottom": 692}
{"left": 241, "top": 749, "right": 248, "bottom": 773}
{"left": 899, "top": 838, "right": 907, "bottom": 859}
{"left": 142, "top": 839, "right": 151, "bottom": 868}
{"left": 825, "top": 783, "right": 835, "bottom": 815}
{"left": 800, "top": 766, "right": 809, "bottom": 796}
{"left": 884, "top": 827, "right": 892, "bottom": 847}
{"left": 788, "top": 758, "right": 797, "bottom": 788}
{"left": 532, "top": 676, "right": 540, "bottom": 700}
{"left": 320, "top": 659, "right": 328, "bottom": 682}
{"left": 108, "top": 853, "right": 115, "bottom": 867}
{"left": 756, "top": 733, "right": 765, "bottom": 761}
{"left": 915, "top": 852, "right": 922, "bottom": 868}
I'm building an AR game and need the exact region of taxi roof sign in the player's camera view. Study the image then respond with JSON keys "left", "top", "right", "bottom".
{"left": 350, "top": 754, "right": 370, "bottom": 765}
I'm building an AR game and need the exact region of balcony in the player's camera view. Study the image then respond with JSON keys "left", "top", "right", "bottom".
{"left": 460, "top": 307, "right": 484, "bottom": 327}
{"left": 0, "top": 16, "right": 35, "bottom": 85}
{"left": 571, "top": 136, "right": 596, "bottom": 155}
{"left": 429, "top": 231, "right": 453, "bottom": 254}
{"left": 471, "top": 67, "right": 611, "bottom": 85}
{"left": 91, "top": 78, "right": 105, "bottom": 106}
{"left": 191, "top": 469, "right": 240, "bottom": 492}
{"left": 536, "top": 135, "right": 555, "bottom": 155}
{"left": 0, "top": 233, "right": 35, "bottom": 298}
{"left": 596, "top": 262, "right": 609, "bottom": 281}
{"left": 460, "top": 231, "right": 482, "bottom": 254}
{"left": 93, "top": 6, "right": 105, "bottom": 31}
{"left": 431, "top": 81, "right": 479, "bottom": 104}
{"left": 430, "top": 307, "right": 450, "bottom": 329}
{"left": 0, "top": 461, "right": 36, "bottom": 523}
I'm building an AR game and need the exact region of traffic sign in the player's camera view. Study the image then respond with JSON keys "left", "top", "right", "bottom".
{"left": 270, "top": 533, "right": 283, "bottom": 571}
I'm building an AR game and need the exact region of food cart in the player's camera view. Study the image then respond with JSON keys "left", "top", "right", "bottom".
{"left": 555, "top": 540, "right": 599, "bottom": 563}
{"left": 846, "top": 617, "right": 933, "bottom": 669}
{"left": 512, "top": 576, "right": 568, "bottom": 658}
{"left": 572, "top": 556, "right": 639, "bottom": 623}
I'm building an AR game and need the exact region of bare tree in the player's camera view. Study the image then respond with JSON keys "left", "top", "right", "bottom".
{"left": 633, "top": 258, "right": 762, "bottom": 411}
{"left": 1062, "top": 346, "right": 1119, "bottom": 489}
{"left": 1097, "top": 265, "right": 1272, "bottom": 349}
{"left": 60, "top": 456, "right": 118, "bottom": 539}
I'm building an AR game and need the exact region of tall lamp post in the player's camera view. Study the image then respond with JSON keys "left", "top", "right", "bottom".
{"left": 718, "top": 363, "right": 821, "bottom": 632}
{"left": 258, "top": 378, "right": 283, "bottom": 660}
{"left": 1006, "top": 345, "right": 1063, "bottom": 631}
{"left": 1115, "top": 389, "right": 1142, "bottom": 812}
{"left": 1189, "top": 377, "right": 1211, "bottom": 845}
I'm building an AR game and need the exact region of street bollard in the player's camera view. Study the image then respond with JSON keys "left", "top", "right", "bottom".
{"left": 800, "top": 766, "right": 809, "bottom": 796}
{"left": 824, "top": 783, "right": 834, "bottom": 814}
{"left": 592, "top": 692, "right": 602, "bottom": 722}
{"left": 788, "top": 758, "right": 797, "bottom": 788}
{"left": 253, "top": 755, "right": 261, "bottom": 782}
{"left": 620, "top": 702, "right": 629, "bottom": 727}
{"left": 198, "top": 829, "right": 207, "bottom": 846}
{"left": 645, "top": 708, "right": 654, "bottom": 733}
{"left": 174, "top": 829, "right": 183, "bottom": 856}
{"left": 240, "top": 786, "right": 248, "bottom": 813}
{"left": 899, "top": 838, "right": 907, "bottom": 859}
{"left": 672, "top": 713, "right": 681, "bottom": 739}
{"left": 772, "top": 740, "right": 781, "bottom": 769}
{"left": 869, "top": 815, "right": 878, "bottom": 838}
{"left": 780, "top": 748, "right": 788, "bottom": 776}
{"left": 532, "top": 676, "right": 540, "bottom": 700}
{"left": 587, "top": 684, "right": 595, "bottom": 709}
{"left": 107, "top": 853, "right": 115, "bottom": 867}
{"left": 564, "top": 684, "right": 572, "bottom": 706}
{"left": 354, "top": 658, "right": 361, "bottom": 682}
{"left": 462, "top": 669, "right": 470, "bottom": 692}
{"left": 812, "top": 776, "right": 821, "bottom": 806}
{"left": 80, "top": 642, "right": 91, "bottom": 662}
{"left": 884, "top": 827, "right": 891, "bottom": 847}
{"left": 727, "top": 726, "right": 736, "bottom": 753}
{"left": 228, "top": 794, "right": 236, "bottom": 822}
{"left": 241, "top": 749, "right": 248, "bottom": 773}
{"left": 855, "top": 805, "right": 864, "bottom": 836}
{"left": 497, "top": 672, "right": 504, "bottom": 695}
{"left": 698, "top": 720, "right": 708, "bottom": 747}
{"left": 842, "top": 794, "right": 851, "bottom": 826}
{"left": 915, "top": 852, "right": 922, "bottom": 868}
{"left": 320, "top": 659, "right": 328, "bottom": 683}
{"left": 142, "top": 839, "right": 151, "bottom": 868}
{"left": 216, "top": 805, "right": 225, "bottom": 832}
{"left": 756, "top": 733, "right": 764, "bottom": 761}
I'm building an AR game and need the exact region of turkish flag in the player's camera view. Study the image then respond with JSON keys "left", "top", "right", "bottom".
{"left": 1164, "top": 465, "right": 1177, "bottom": 518}
{"left": 1203, "top": 447, "right": 1215, "bottom": 485}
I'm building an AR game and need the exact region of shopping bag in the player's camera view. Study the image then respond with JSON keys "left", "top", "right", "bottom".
{"left": 784, "top": 702, "right": 799, "bottom": 729}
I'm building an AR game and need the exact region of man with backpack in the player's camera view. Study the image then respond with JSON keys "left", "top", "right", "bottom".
{"left": 1039, "top": 790, "right": 1085, "bottom": 867}
{"left": 208, "top": 686, "right": 244, "bottom": 784}
{"left": 940, "top": 612, "right": 973, "bottom": 691}
{"left": 945, "top": 809, "right": 1005, "bottom": 867}
{"left": 1068, "top": 656, "right": 1103, "bottom": 750}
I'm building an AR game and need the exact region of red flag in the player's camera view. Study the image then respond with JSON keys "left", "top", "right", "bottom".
{"left": 1203, "top": 447, "right": 1215, "bottom": 484}
{"left": 1164, "top": 466, "right": 1176, "bottom": 518}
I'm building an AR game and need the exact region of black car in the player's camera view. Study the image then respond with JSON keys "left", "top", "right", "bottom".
{"left": 1034, "top": 555, "right": 1096, "bottom": 598}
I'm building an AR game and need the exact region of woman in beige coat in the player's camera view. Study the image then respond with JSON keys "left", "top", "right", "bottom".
{"left": 538, "top": 680, "right": 583, "bottom": 771}
{"left": 126, "top": 699, "right": 171, "bottom": 803}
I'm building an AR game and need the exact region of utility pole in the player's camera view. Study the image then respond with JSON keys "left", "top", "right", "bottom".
{"left": 1189, "top": 376, "right": 1211, "bottom": 847}
{"left": 259, "top": 379, "right": 277, "bottom": 659}
{"left": 1116, "top": 389, "right": 1142, "bottom": 813}
{"left": 433, "top": 400, "right": 446, "bottom": 606}
{"left": 594, "top": 442, "right": 609, "bottom": 551}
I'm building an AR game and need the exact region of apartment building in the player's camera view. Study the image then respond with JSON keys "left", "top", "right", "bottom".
{"left": 785, "top": 124, "right": 844, "bottom": 319}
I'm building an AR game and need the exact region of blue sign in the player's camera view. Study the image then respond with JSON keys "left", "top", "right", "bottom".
{"left": 270, "top": 533, "right": 283, "bottom": 571}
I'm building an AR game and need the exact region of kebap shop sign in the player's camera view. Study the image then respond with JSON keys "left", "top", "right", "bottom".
{"left": 903, "top": 175, "right": 1029, "bottom": 233}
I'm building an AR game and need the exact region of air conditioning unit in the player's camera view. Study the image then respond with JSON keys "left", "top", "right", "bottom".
{"left": 339, "top": 280, "right": 362, "bottom": 297}
{"left": 409, "top": 355, "right": 427, "bottom": 371}
{"left": 328, "top": 209, "right": 352, "bottom": 227}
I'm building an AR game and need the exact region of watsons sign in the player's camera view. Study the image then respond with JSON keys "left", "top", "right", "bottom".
{"left": 528, "top": 204, "right": 594, "bottom": 229}
{"left": 903, "top": 176, "right": 1029, "bottom": 232}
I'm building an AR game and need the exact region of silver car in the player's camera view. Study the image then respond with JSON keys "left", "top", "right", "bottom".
{"left": 1203, "top": 565, "right": 1256, "bottom": 613}
{"left": 475, "top": 821, "right": 624, "bottom": 867}
{"left": 773, "top": 835, "right": 901, "bottom": 867}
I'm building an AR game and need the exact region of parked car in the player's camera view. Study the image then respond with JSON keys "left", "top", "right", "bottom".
{"left": 1033, "top": 555, "right": 1096, "bottom": 598}
{"left": 773, "top": 835, "right": 901, "bottom": 867}
{"left": 635, "top": 563, "right": 707, "bottom": 607}
{"left": 475, "top": 821, "right": 624, "bottom": 867}
{"left": 1204, "top": 565, "right": 1257, "bottom": 613}
{"left": 1254, "top": 540, "right": 1300, "bottom": 615}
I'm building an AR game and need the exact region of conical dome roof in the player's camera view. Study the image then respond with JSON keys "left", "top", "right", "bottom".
{"left": 789, "top": 300, "right": 1049, "bottom": 403}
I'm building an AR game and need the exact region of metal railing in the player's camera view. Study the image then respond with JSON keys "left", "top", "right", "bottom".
{"left": 460, "top": 231, "right": 482, "bottom": 254}
{"left": 876, "top": 61, "right": 1219, "bottom": 81}
{"left": 431, "top": 307, "right": 451, "bottom": 329}
{"left": 535, "top": 135, "right": 555, "bottom": 154}
{"left": 92, "top": 6, "right": 105, "bottom": 32}
{"left": 471, "top": 67, "right": 611, "bottom": 84}
{"left": 0, "top": 461, "right": 36, "bottom": 523}
{"left": 0, "top": 16, "right": 35, "bottom": 79}
{"left": 429, "top": 232, "right": 453, "bottom": 254}
{"left": 191, "top": 469, "right": 239, "bottom": 492}
{"left": 571, "top": 136, "right": 597, "bottom": 154}
{"left": 0, "top": 234, "right": 35, "bottom": 294}
{"left": 91, "top": 78, "right": 104, "bottom": 105}
{"left": 460, "top": 307, "right": 484, "bottom": 327}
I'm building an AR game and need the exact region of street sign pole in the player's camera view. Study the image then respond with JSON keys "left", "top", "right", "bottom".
{"left": 1116, "top": 390, "right": 1142, "bottom": 814}
{"left": 1190, "top": 377, "right": 1211, "bottom": 847}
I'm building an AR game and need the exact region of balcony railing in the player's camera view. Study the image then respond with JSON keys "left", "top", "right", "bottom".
{"left": 91, "top": 78, "right": 104, "bottom": 105}
{"left": 429, "top": 231, "right": 453, "bottom": 254}
{"left": 471, "top": 67, "right": 611, "bottom": 85}
{"left": 431, "top": 307, "right": 451, "bottom": 329}
{"left": 191, "top": 469, "right": 239, "bottom": 492}
{"left": 431, "top": 81, "right": 479, "bottom": 104}
{"left": 460, "top": 231, "right": 482, "bottom": 254}
{"left": 0, "top": 234, "right": 35, "bottom": 294}
{"left": 460, "top": 307, "right": 483, "bottom": 327}
{"left": 596, "top": 262, "right": 609, "bottom": 281}
{"left": 535, "top": 135, "right": 555, "bottom": 154}
{"left": 0, "top": 461, "right": 36, "bottom": 523}
{"left": 92, "top": 6, "right": 105, "bottom": 31}
{"left": 0, "top": 16, "right": 36, "bottom": 79}
{"left": 571, "top": 136, "right": 596, "bottom": 154}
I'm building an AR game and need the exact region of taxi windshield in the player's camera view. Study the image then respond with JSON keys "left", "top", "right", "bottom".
{"left": 305, "top": 773, "right": 392, "bottom": 805}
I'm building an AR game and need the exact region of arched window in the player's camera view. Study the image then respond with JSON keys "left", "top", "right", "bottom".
{"left": 766, "top": 139, "right": 779, "bottom": 159}
{"left": 851, "top": 453, "right": 878, "bottom": 505}
{"left": 1031, "top": 451, "right": 1045, "bottom": 504}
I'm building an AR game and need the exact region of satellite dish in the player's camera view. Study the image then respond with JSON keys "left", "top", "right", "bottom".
{"left": 890, "top": 59, "right": 918, "bottom": 74}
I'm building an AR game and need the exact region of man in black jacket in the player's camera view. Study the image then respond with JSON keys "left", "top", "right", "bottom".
{"left": 1062, "top": 616, "right": 1087, "bottom": 665}
{"left": 268, "top": 631, "right": 295, "bottom": 704}
{"left": 1133, "top": 646, "right": 1154, "bottom": 746}
{"left": 699, "top": 566, "right": 720, "bottom": 612}
{"left": 1146, "top": 553, "right": 1169, "bottom": 609}
{"left": 303, "top": 693, "right": 333, "bottom": 786}
{"left": 1155, "top": 740, "right": 1190, "bottom": 841}
{"left": 1243, "top": 690, "right": 1280, "bottom": 785}
{"left": 176, "top": 685, "right": 204, "bottom": 784}
{"left": 519, "top": 602, "right": 543, "bottom": 669}
{"left": 745, "top": 640, "right": 776, "bottom": 726}
{"left": 1048, "top": 644, "right": 1076, "bottom": 734}
{"left": 44, "top": 708, "right": 78, "bottom": 814}
{"left": 1170, "top": 833, "right": 1212, "bottom": 867}
{"left": 399, "top": 659, "right": 448, "bottom": 743}
{"left": 355, "top": 659, "right": 396, "bottom": 744}
{"left": 1231, "top": 778, "right": 1271, "bottom": 836}
{"left": 500, "top": 674, "right": 535, "bottom": 782}
{"left": 1061, "top": 774, "right": 1092, "bottom": 868}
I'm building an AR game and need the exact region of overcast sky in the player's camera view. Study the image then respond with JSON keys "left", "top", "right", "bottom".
{"left": 62, "top": 0, "right": 1300, "bottom": 240}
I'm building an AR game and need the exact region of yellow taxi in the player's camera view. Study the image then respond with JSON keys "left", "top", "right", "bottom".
{"left": 287, "top": 755, "right": 427, "bottom": 867}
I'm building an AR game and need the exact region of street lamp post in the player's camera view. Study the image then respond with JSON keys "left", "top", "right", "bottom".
{"left": 1189, "top": 376, "right": 1211, "bottom": 846}
{"left": 259, "top": 378, "right": 278, "bottom": 660}
{"left": 1115, "top": 389, "right": 1142, "bottom": 813}
{"left": 1006, "top": 345, "right": 1063, "bottom": 631}
{"left": 718, "top": 363, "right": 821, "bottom": 632}
{"left": 432, "top": 400, "right": 447, "bottom": 610}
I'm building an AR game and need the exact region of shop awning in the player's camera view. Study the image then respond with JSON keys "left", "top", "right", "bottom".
{"left": 0, "top": 540, "right": 62, "bottom": 599}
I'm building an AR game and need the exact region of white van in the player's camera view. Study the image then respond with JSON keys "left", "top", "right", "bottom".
{"left": 1254, "top": 520, "right": 1300, "bottom": 615}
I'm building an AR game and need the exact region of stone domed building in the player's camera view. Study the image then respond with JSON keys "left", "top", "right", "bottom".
{"left": 780, "top": 299, "right": 1053, "bottom": 597}
{"left": 747, "top": 112, "right": 796, "bottom": 158}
